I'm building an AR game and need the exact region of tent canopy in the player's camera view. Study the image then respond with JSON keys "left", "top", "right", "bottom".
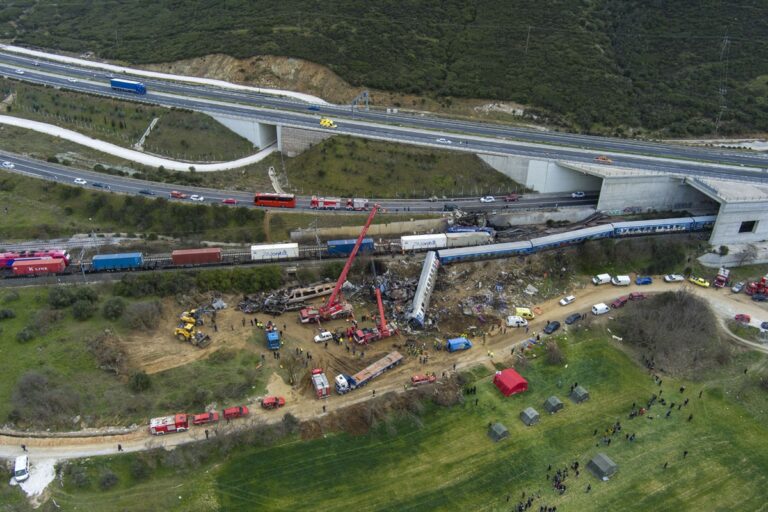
{"left": 488, "top": 422, "right": 509, "bottom": 442}
{"left": 520, "top": 407, "right": 540, "bottom": 426}
{"left": 570, "top": 385, "right": 590, "bottom": 403}
{"left": 544, "top": 396, "right": 564, "bottom": 413}
{"left": 588, "top": 453, "right": 618, "bottom": 479}
{"left": 493, "top": 369, "right": 528, "bottom": 396}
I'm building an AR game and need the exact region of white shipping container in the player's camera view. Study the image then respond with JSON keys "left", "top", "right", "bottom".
{"left": 250, "top": 243, "right": 299, "bottom": 261}
{"left": 401, "top": 234, "right": 447, "bottom": 251}
{"left": 445, "top": 232, "right": 493, "bottom": 248}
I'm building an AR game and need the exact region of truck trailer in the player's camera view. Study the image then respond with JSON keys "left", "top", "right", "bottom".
{"left": 335, "top": 351, "right": 403, "bottom": 394}
{"left": 171, "top": 248, "right": 222, "bottom": 266}
{"left": 11, "top": 258, "right": 66, "bottom": 276}
{"left": 110, "top": 78, "right": 147, "bottom": 95}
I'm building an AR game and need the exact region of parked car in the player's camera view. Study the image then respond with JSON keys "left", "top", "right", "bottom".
{"left": 138, "top": 189, "right": 156, "bottom": 196}
{"left": 731, "top": 282, "right": 745, "bottom": 293}
{"left": 261, "top": 396, "right": 286, "bottom": 409}
{"left": 735, "top": 314, "right": 751, "bottom": 324}
{"left": 761, "top": 321, "right": 768, "bottom": 330}
{"left": 480, "top": 196, "right": 496, "bottom": 203}
{"left": 192, "top": 412, "right": 220, "bottom": 425}
{"left": 664, "top": 274, "right": 685, "bottom": 282}
{"left": 559, "top": 295, "right": 576, "bottom": 306}
{"left": 635, "top": 276, "right": 653, "bottom": 285}
{"left": 1, "top": 161, "right": 14, "bottom": 169}
{"left": 73, "top": 178, "right": 87, "bottom": 185}
{"left": 13, "top": 455, "right": 29, "bottom": 483}
{"left": 571, "top": 191, "right": 585, "bottom": 199}
{"left": 190, "top": 194, "right": 205, "bottom": 202}
{"left": 752, "top": 294, "right": 768, "bottom": 302}
{"left": 629, "top": 292, "right": 646, "bottom": 301}
{"left": 543, "top": 321, "right": 561, "bottom": 335}
{"left": 222, "top": 406, "right": 249, "bottom": 419}
{"left": 611, "top": 296, "right": 629, "bottom": 309}
{"left": 222, "top": 198, "right": 238, "bottom": 204}
{"left": 314, "top": 330, "right": 333, "bottom": 343}
{"left": 565, "top": 313, "right": 582, "bottom": 325}
{"left": 688, "top": 276, "right": 710, "bottom": 288}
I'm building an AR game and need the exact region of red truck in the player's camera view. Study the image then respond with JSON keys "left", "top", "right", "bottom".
{"left": 191, "top": 412, "right": 220, "bottom": 425}
{"left": 171, "top": 248, "right": 223, "bottom": 266}
{"left": 223, "top": 406, "right": 249, "bottom": 420}
{"left": 311, "top": 368, "right": 331, "bottom": 399}
{"left": 169, "top": 191, "right": 189, "bottom": 199}
{"left": 714, "top": 267, "right": 730, "bottom": 288}
{"left": 411, "top": 374, "right": 437, "bottom": 386}
{"left": 310, "top": 196, "right": 341, "bottom": 210}
{"left": 149, "top": 414, "right": 189, "bottom": 435}
{"left": 503, "top": 194, "right": 520, "bottom": 202}
{"left": 261, "top": 396, "right": 286, "bottom": 409}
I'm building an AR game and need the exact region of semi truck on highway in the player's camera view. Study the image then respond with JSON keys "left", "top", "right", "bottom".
{"left": 110, "top": 78, "right": 147, "bottom": 95}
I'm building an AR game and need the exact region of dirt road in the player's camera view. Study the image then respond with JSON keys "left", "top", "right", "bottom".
{"left": 1, "top": 278, "right": 765, "bottom": 463}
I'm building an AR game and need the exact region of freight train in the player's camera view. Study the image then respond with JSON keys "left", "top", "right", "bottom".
{"left": 2, "top": 215, "right": 716, "bottom": 278}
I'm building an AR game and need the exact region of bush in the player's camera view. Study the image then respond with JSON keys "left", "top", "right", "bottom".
{"left": 719, "top": 245, "right": 729, "bottom": 256}
{"left": 66, "top": 465, "right": 91, "bottom": 489}
{"left": 16, "top": 326, "right": 36, "bottom": 343}
{"left": 3, "top": 290, "right": 19, "bottom": 303}
{"left": 0, "top": 309, "right": 15, "bottom": 320}
{"left": 10, "top": 371, "right": 81, "bottom": 427}
{"left": 129, "top": 371, "right": 151, "bottom": 393}
{"left": 102, "top": 297, "right": 126, "bottom": 320}
{"left": 99, "top": 470, "right": 119, "bottom": 490}
{"left": 74, "top": 287, "right": 99, "bottom": 304}
{"left": 122, "top": 300, "right": 163, "bottom": 330}
{"left": 48, "top": 287, "right": 74, "bottom": 309}
{"left": 545, "top": 341, "right": 565, "bottom": 365}
{"left": 72, "top": 299, "right": 96, "bottom": 321}
{"left": 130, "top": 458, "right": 150, "bottom": 480}
{"left": 87, "top": 332, "right": 126, "bottom": 375}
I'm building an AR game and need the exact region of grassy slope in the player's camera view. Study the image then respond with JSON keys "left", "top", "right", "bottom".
{"left": 1, "top": 77, "right": 253, "bottom": 160}
{"left": 50, "top": 333, "right": 768, "bottom": 511}
{"left": 5, "top": 1, "right": 768, "bottom": 135}
{"left": 284, "top": 136, "right": 519, "bottom": 198}
{"left": 267, "top": 211, "right": 439, "bottom": 242}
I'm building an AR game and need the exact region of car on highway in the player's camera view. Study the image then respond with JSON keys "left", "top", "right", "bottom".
{"left": 664, "top": 274, "right": 685, "bottom": 283}
{"left": 731, "top": 281, "right": 745, "bottom": 293}
{"left": 688, "top": 276, "right": 710, "bottom": 288}
{"left": 319, "top": 118, "right": 336, "bottom": 128}
{"left": 1, "top": 161, "right": 14, "bottom": 169}
{"left": 503, "top": 194, "right": 520, "bottom": 202}
{"left": 66, "top": 78, "right": 77, "bottom": 83}
{"left": 190, "top": 194, "right": 205, "bottom": 202}
{"left": 14, "top": 69, "right": 24, "bottom": 75}
{"left": 169, "top": 190, "right": 188, "bottom": 199}
{"left": 436, "top": 138, "right": 452, "bottom": 144}
{"left": 138, "top": 189, "right": 156, "bottom": 196}
{"left": 222, "top": 198, "right": 238, "bottom": 205}
{"left": 595, "top": 155, "right": 613, "bottom": 164}
{"left": 559, "top": 295, "right": 576, "bottom": 306}
{"left": 635, "top": 276, "right": 653, "bottom": 285}
{"left": 91, "top": 182, "right": 110, "bottom": 190}
{"left": 73, "top": 178, "right": 87, "bottom": 185}
{"left": 191, "top": 412, "right": 219, "bottom": 425}
{"left": 565, "top": 313, "right": 582, "bottom": 325}
{"left": 543, "top": 321, "right": 561, "bottom": 335}
{"left": 480, "top": 196, "right": 496, "bottom": 203}
{"left": 571, "top": 191, "right": 586, "bottom": 199}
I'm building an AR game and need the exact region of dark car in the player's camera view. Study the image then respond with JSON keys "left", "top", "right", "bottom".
{"left": 138, "top": 189, "right": 156, "bottom": 196}
{"left": 752, "top": 294, "right": 768, "bottom": 302}
{"left": 543, "top": 321, "right": 561, "bottom": 335}
{"left": 91, "top": 182, "right": 110, "bottom": 190}
{"left": 635, "top": 276, "right": 653, "bottom": 285}
{"left": 761, "top": 321, "right": 768, "bottom": 330}
{"left": 443, "top": 203, "right": 459, "bottom": 212}
{"left": 565, "top": 313, "right": 582, "bottom": 325}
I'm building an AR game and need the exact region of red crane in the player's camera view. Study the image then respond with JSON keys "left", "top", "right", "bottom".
{"left": 300, "top": 204, "right": 380, "bottom": 323}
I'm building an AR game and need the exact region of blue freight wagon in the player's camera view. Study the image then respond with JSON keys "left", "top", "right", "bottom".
{"left": 326, "top": 238, "right": 374, "bottom": 256}
{"left": 91, "top": 253, "right": 143, "bottom": 271}
{"left": 446, "top": 337, "right": 473, "bottom": 353}
{"left": 266, "top": 330, "right": 281, "bottom": 350}
{"left": 110, "top": 78, "right": 147, "bottom": 95}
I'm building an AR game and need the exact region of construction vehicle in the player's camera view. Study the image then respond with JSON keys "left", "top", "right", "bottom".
{"left": 319, "top": 117, "right": 337, "bottom": 128}
{"left": 713, "top": 267, "right": 730, "bottom": 288}
{"left": 149, "top": 414, "right": 189, "bottom": 435}
{"left": 300, "top": 204, "right": 380, "bottom": 323}
{"left": 311, "top": 368, "right": 331, "bottom": 399}
{"left": 180, "top": 308, "right": 205, "bottom": 326}
{"left": 352, "top": 288, "right": 398, "bottom": 344}
{"left": 334, "top": 351, "right": 404, "bottom": 394}
{"left": 261, "top": 396, "right": 286, "bottom": 409}
{"left": 174, "top": 322, "right": 212, "bottom": 348}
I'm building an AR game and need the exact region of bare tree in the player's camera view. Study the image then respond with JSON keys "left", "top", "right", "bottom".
{"left": 282, "top": 353, "right": 305, "bottom": 386}
{"left": 736, "top": 244, "right": 758, "bottom": 266}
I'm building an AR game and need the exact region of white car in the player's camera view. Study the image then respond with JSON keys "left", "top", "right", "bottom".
{"left": 73, "top": 178, "right": 87, "bottom": 185}
{"left": 664, "top": 274, "right": 685, "bottom": 282}
{"left": 314, "top": 330, "right": 333, "bottom": 343}
{"left": 14, "top": 69, "right": 24, "bottom": 75}
{"left": 67, "top": 78, "right": 77, "bottom": 83}
{"left": 480, "top": 196, "right": 496, "bottom": 203}
{"left": 436, "top": 138, "right": 452, "bottom": 144}
{"left": 1, "top": 161, "right": 14, "bottom": 169}
{"left": 505, "top": 315, "right": 528, "bottom": 328}
{"left": 571, "top": 191, "right": 586, "bottom": 199}
{"left": 190, "top": 195, "right": 205, "bottom": 202}
{"left": 559, "top": 295, "right": 576, "bottom": 306}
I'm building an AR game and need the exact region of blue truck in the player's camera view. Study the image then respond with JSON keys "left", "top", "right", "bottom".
{"left": 266, "top": 330, "right": 281, "bottom": 350}
{"left": 91, "top": 253, "right": 143, "bottom": 271}
{"left": 446, "top": 337, "right": 473, "bottom": 353}
{"left": 110, "top": 78, "right": 147, "bottom": 95}
{"left": 326, "top": 238, "right": 374, "bottom": 257}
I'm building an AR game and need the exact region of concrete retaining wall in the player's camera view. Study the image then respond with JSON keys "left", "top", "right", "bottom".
{"left": 278, "top": 126, "right": 334, "bottom": 157}
{"left": 207, "top": 113, "right": 276, "bottom": 148}
{"left": 291, "top": 218, "right": 447, "bottom": 242}
{"left": 479, "top": 155, "right": 601, "bottom": 193}
{"left": 489, "top": 207, "right": 596, "bottom": 228}
{"left": 597, "top": 175, "right": 717, "bottom": 212}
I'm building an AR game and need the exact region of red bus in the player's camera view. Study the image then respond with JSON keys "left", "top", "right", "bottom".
{"left": 253, "top": 193, "right": 297, "bottom": 208}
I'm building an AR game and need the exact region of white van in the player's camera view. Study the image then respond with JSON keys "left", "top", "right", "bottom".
{"left": 506, "top": 315, "right": 528, "bottom": 328}
{"left": 14, "top": 455, "right": 29, "bottom": 482}
{"left": 592, "top": 273, "right": 611, "bottom": 285}
{"left": 611, "top": 275, "right": 631, "bottom": 286}
{"left": 592, "top": 303, "right": 610, "bottom": 315}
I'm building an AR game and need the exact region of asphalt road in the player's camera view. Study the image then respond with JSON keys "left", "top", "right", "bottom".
{"left": 1, "top": 52, "right": 767, "bottom": 185}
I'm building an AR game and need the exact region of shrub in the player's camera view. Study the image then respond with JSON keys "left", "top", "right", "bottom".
{"left": 0, "top": 309, "right": 15, "bottom": 320}
{"left": 102, "top": 297, "right": 126, "bottom": 320}
{"left": 130, "top": 458, "right": 150, "bottom": 480}
{"left": 72, "top": 299, "right": 96, "bottom": 321}
{"left": 10, "top": 371, "right": 81, "bottom": 426}
{"left": 122, "top": 300, "right": 163, "bottom": 330}
{"left": 719, "top": 245, "right": 729, "bottom": 256}
{"left": 16, "top": 326, "right": 36, "bottom": 343}
{"left": 545, "top": 341, "right": 565, "bottom": 365}
{"left": 74, "top": 287, "right": 98, "bottom": 304}
{"left": 66, "top": 465, "right": 91, "bottom": 489}
{"left": 99, "top": 470, "right": 118, "bottom": 490}
{"left": 129, "top": 371, "right": 151, "bottom": 393}
{"left": 87, "top": 332, "right": 126, "bottom": 375}
{"left": 3, "top": 290, "right": 19, "bottom": 303}
{"left": 48, "top": 287, "right": 74, "bottom": 309}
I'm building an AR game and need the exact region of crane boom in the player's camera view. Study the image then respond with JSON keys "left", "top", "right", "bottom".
{"left": 325, "top": 204, "right": 379, "bottom": 309}
{"left": 375, "top": 287, "right": 386, "bottom": 330}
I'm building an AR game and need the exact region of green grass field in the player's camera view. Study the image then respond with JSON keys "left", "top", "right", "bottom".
{"left": 1, "top": 78, "right": 252, "bottom": 160}
{"left": 49, "top": 330, "right": 768, "bottom": 511}
{"left": 283, "top": 136, "right": 520, "bottom": 198}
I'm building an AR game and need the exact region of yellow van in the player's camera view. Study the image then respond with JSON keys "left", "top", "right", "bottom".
{"left": 515, "top": 307, "right": 535, "bottom": 320}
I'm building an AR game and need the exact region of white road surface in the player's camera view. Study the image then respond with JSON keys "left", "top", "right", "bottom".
{"left": 1, "top": 44, "right": 328, "bottom": 105}
{"left": 0, "top": 115, "right": 276, "bottom": 171}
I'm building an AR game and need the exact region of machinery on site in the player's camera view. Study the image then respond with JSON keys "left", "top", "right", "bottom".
{"left": 713, "top": 267, "right": 730, "bottom": 288}
{"left": 746, "top": 274, "right": 768, "bottom": 296}
{"left": 334, "top": 351, "right": 404, "bottom": 394}
{"left": 311, "top": 368, "right": 331, "bottom": 399}
{"left": 174, "top": 322, "right": 212, "bottom": 348}
{"left": 351, "top": 287, "right": 398, "bottom": 344}
{"left": 300, "top": 204, "right": 380, "bottom": 323}
{"left": 180, "top": 308, "right": 207, "bottom": 326}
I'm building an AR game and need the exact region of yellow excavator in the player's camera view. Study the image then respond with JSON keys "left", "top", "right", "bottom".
{"left": 180, "top": 308, "right": 205, "bottom": 326}
{"left": 174, "top": 322, "right": 211, "bottom": 348}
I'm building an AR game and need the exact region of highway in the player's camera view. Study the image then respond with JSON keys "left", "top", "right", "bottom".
{"left": 0, "top": 150, "right": 596, "bottom": 213}
{"left": 1, "top": 49, "right": 767, "bottom": 181}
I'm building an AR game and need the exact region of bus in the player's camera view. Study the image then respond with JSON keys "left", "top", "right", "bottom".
{"left": 254, "top": 193, "right": 297, "bottom": 208}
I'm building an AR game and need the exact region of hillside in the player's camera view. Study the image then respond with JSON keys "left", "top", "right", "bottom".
{"left": 2, "top": 1, "right": 768, "bottom": 135}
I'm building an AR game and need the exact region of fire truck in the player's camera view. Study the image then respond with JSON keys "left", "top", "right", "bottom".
{"left": 310, "top": 196, "right": 341, "bottom": 210}
{"left": 148, "top": 414, "right": 189, "bottom": 435}
{"left": 346, "top": 198, "right": 369, "bottom": 211}
{"left": 713, "top": 267, "right": 730, "bottom": 288}
{"left": 311, "top": 368, "right": 331, "bottom": 399}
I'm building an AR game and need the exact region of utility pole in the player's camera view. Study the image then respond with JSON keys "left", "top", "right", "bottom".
{"left": 714, "top": 34, "right": 730, "bottom": 135}
{"left": 524, "top": 26, "right": 532, "bottom": 54}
